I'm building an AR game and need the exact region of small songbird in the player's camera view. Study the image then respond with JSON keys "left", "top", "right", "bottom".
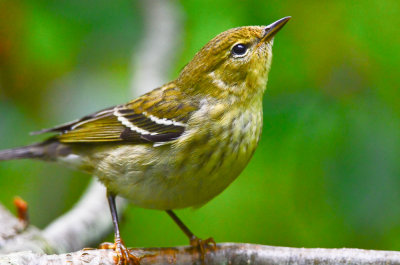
{"left": 0, "top": 17, "right": 290, "bottom": 264}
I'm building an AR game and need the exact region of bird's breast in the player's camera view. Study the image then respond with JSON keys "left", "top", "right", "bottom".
{"left": 94, "top": 101, "right": 263, "bottom": 210}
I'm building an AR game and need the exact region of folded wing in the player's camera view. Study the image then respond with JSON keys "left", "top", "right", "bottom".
{"left": 33, "top": 84, "right": 197, "bottom": 144}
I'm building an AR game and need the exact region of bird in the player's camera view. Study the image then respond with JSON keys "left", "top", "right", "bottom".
{"left": 0, "top": 17, "right": 290, "bottom": 264}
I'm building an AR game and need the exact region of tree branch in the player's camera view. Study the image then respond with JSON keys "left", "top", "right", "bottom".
{"left": 0, "top": 204, "right": 55, "bottom": 255}
{"left": 42, "top": 179, "right": 126, "bottom": 254}
{"left": 130, "top": 0, "right": 183, "bottom": 96}
{"left": 2, "top": 243, "right": 400, "bottom": 265}
{"left": 1, "top": 0, "right": 184, "bottom": 257}
{"left": 3, "top": 1, "right": 398, "bottom": 265}
{"left": 0, "top": 180, "right": 125, "bottom": 255}
{"left": 5, "top": 0, "right": 184, "bottom": 255}
{"left": 2, "top": 204, "right": 400, "bottom": 264}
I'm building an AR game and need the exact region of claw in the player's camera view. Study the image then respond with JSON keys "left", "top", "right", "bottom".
{"left": 190, "top": 236, "right": 217, "bottom": 260}
{"left": 100, "top": 238, "right": 140, "bottom": 265}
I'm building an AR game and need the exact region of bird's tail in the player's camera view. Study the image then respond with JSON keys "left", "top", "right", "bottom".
{"left": 0, "top": 144, "right": 45, "bottom": 161}
{"left": 0, "top": 140, "right": 70, "bottom": 161}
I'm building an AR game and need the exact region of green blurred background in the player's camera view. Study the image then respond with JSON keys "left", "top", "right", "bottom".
{"left": 1, "top": 0, "right": 400, "bottom": 251}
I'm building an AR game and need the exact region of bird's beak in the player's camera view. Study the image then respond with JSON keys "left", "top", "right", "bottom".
{"left": 260, "top": 16, "right": 291, "bottom": 43}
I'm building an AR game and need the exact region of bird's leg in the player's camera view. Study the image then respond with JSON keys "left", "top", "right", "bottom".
{"left": 99, "top": 191, "right": 139, "bottom": 265}
{"left": 166, "top": 210, "right": 216, "bottom": 260}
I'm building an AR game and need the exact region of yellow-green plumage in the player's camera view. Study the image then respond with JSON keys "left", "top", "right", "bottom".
{"left": 0, "top": 18, "right": 290, "bottom": 260}
{"left": 53, "top": 24, "right": 277, "bottom": 210}
{"left": 86, "top": 92, "right": 263, "bottom": 209}
{"left": 0, "top": 19, "right": 290, "bottom": 214}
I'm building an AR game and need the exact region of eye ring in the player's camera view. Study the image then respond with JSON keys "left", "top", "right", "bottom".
{"left": 231, "top": 43, "right": 248, "bottom": 57}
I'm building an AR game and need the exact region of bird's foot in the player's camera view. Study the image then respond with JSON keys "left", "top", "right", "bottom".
{"left": 100, "top": 238, "right": 140, "bottom": 265}
{"left": 189, "top": 236, "right": 216, "bottom": 260}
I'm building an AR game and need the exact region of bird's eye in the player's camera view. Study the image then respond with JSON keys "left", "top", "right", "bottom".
{"left": 231, "top": 43, "right": 248, "bottom": 57}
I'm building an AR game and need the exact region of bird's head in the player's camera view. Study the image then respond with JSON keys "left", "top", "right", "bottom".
{"left": 177, "top": 17, "right": 290, "bottom": 102}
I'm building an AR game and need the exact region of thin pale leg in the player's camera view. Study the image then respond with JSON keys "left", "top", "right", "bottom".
{"left": 166, "top": 210, "right": 216, "bottom": 259}
{"left": 100, "top": 191, "right": 139, "bottom": 265}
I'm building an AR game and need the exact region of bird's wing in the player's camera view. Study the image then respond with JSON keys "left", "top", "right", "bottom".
{"left": 32, "top": 84, "right": 197, "bottom": 143}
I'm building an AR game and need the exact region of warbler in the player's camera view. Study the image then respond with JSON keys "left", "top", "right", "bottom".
{"left": 0, "top": 17, "right": 290, "bottom": 264}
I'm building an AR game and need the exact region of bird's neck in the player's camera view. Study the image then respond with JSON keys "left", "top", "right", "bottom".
{"left": 177, "top": 70, "right": 268, "bottom": 106}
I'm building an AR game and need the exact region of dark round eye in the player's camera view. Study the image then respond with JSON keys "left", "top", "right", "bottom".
{"left": 231, "top": 43, "right": 247, "bottom": 56}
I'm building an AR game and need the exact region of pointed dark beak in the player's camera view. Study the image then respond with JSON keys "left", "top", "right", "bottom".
{"left": 261, "top": 16, "right": 291, "bottom": 42}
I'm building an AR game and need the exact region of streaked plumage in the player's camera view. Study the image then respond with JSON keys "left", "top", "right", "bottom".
{"left": 0, "top": 19, "right": 291, "bottom": 208}
{"left": 0, "top": 17, "right": 290, "bottom": 263}
{"left": 32, "top": 82, "right": 195, "bottom": 143}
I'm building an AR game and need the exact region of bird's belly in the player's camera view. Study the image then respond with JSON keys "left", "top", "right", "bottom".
{"left": 93, "top": 110, "right": 262, "bottom": 210}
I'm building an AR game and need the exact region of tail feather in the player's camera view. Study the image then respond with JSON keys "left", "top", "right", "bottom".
{"left": 0, "top": 140, "right": 71, "bottom": 161}
{"left": 0, "top": 144, "right": 45, "bottom": 160}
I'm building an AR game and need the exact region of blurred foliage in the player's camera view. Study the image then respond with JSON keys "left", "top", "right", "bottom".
{"left": 1, "top": 0, "right": 400, "bottom": 251}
